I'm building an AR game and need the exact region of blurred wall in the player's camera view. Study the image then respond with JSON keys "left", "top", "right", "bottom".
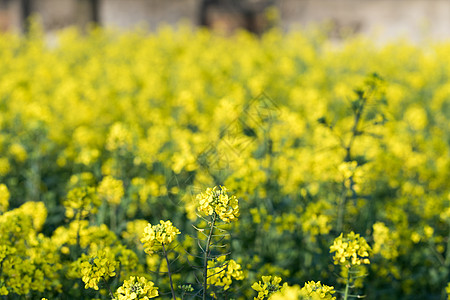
{"left": 99, "top": 0, "right": 199, "bottom": 30}
{"left": 278, "top": 0, "right": 450, "bottom": 42}
{"left": 1, "top": 0, "right": 450, "bottom": 42}
{"left": 0, "top": 0, "right": 22, "bottom": 32}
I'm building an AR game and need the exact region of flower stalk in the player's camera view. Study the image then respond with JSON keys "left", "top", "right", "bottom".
{"left": 203, "top": 212, "right": 217, "bottom": 300}
{"left": 162, "top": 243, "right": 177, "bottom": 300}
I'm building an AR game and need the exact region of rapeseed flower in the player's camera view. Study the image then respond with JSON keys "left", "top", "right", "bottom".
{"left": 252, "top": 275, "right": 286, "bottom": 299}
{"left": 197, "top": 186, "right": 239, "bottom": 222}
{"left": 329, "top": 232, "right": 371, "bottom": 266}
{"left": 80, "top": 250, "right": 116, "bottom": 290}
{"left": 269, "top": 281, "right": 336, "bottom": 300}
{"left": 299, "top": 281, "right": 336, "bottom": 299}
{"left": 140, "top": 220, "right": 180, "bottom": 254}
{"left": 207, "top": 256, "right": 244, "bottom": 292}
{"left": 116, "top": 276, "right": 158, "bottom": 300}
{"left": 98, "top": 175, "right": 124, "bottom": 205}
{"left": 64, "top": 186, "right": 100, "bottom": 219}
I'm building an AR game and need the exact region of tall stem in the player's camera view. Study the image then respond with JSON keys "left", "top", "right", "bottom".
{"left": 343, "top": 266, "right": 351, "bottom": 300}
{"left": 102, "top": 277, "right": 114, "bottom": 299}
{"left": 203, "top": 213, "right": 217, "bottom": 300}
{"left": 162, "top": 243, "right": 177, "bottom": 300}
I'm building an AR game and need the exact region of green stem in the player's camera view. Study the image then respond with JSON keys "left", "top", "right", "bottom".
{"left": 343, "top": 266, "right": 351, "bottom": 300}
{"left": 346, "top": 93, "right": 367, "bottom": 161}
{"left": 203, "top": 213, "right": 217, "bottom": 300}
{"left": 162, "top": 243, "right": 177, "bottom": 300}
{"left": 102, "top": 277, "right": 114, "bottom": 299}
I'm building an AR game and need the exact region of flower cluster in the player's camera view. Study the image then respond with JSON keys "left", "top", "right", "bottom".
{"left": 116, "top": 276, "right": 158, "bottom": 300}
{"left": 80, "top": 250, "right": 117, "bottom": 290}
{"left": 197, "top": 186, "right": 239, "bottom": 222}
{"left": 97, "top": 175, "right": 124, "bottom": 205}
{"left": 252, "top": 276, "right": 286, "bottom": 300}
{"left": 269, "top": 281, "right": 336, "bottom": 300}
{"left": 329, "top": 232, "right": 371, "bottom": 267}
{"left": 337, "top": 161, "right": 364, "bottom": 192}
{"left": 106, "top": 122, "right": 134, "bottom": 154}
{"left": 372, "top": 222, "right": 399, "bottom": 260}
{"left": 299, "top": 281, "right": 336, "bottom": 300}
{"left": 207, "top": 256, "right": 244, "bottom": 292}
{"left": 0, "top": 202, "right": 61, "bottom": 296}
{"left": 140, "top": 220, "right": 181, "bottom": 254}
{"left": 64, "top": 186, "right": 100, "bottom": 219}
{"left": 122, "top": 219, "right": 149, "bottom": 250}
{"left": 53, "top": 220, "right": 117, "bottom": 254}
{"left": 9, "top": 143, "right": 27, "bottom": 162}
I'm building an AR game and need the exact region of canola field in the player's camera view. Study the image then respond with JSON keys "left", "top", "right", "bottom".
{"left": 0, "top": 23, "right": 450, "bottom": 299}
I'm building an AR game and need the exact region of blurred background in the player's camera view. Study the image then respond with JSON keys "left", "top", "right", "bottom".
{"left": 2, "top": 0, "right": 450, "bottom": 42}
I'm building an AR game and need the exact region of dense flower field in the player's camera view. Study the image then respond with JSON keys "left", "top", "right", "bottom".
{"left": 1, "top": 22, "right": 450, "bottom": 299}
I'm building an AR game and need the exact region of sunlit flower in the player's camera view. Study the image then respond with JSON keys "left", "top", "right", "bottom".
{"left": 116, "top": 276, "right": 158, "bottom": 300}
{"left": 252, "top": 275, "right": 286, "bottom": 300}
{"left": 197, "top": 186, "right": 239, "bottom": 222}
{"left": 330, "top": 232, "right": 371, "bottom": 266}
{"left": 80, "top": 250, "right": 116, "bottom": 290}
{"left": 140, "top": 220, "right": 180, "bottom": 254}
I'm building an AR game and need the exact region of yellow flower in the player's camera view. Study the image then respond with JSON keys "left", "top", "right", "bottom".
{"left": 97, "top": 175, "right": 124, "bottom": 205}
{"left": 372, "top": 222, "right": 399, "bottom": 260}
{"left": 140, "top": 220, "right": 180, "bottom": 254}
{"left": 269, "top": 285, "right": 301, "bottom": 300}
{"left": 64, "top": 186, "right": 100, "bottom": 219}
{"left": 0, "top": 184, "right": 10, "bottom": 213}
{"left": 9, "top": 143, "right": 27, "bottom": 162}
{"left": 252, "top": 275, "right": 285, "bottom": 300}
{"left": 17, "top": 201, "right": 47, "bottom": 231}
{"left": 269, "top": 281, "right": 336, "bottom": 300}
{"left": 207, "top": 256, "right": 244, "bottom": 293}
{"left": 329, "top": 232, "right": 371, "bottom": 267}
{"left": 299, "top": 281, "right": 336, "bottom": 300}
{"left": 80, "top": 250, "right": 116, "bottom": 290}
{"left": 196, "top": 186, "right": 239, "bottom": 222}
{"left": 106, "top": 122, "right": 134, "bottom": 153}
{"left": 122, "top": 219, "right": 149, "bottom": 250}
{"left": 0, "top": 158, "right": 10, "bottom": 176}
{"left": 116, "top": 276, "right": 158, "bottom": 300}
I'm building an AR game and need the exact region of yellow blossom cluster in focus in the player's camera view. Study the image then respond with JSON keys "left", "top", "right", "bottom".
{"left": 197, "top": 186, "right": 239, "bottom": 222}
{"left": 252, "top": 275, "right": 286, "bottom": 299}
{"left": 116, "top": 276, "right": 158, "bottom": 300}
{"left": 207, "top": 256, "right": 244, "bottom": 293}
{"left": 140, "top": 220, "right": 181, "bottom": 254}
{"left": 80, "top": 250, "right": 117, "bottom": 290}
{"left": 330, "top": 232, "right": 371, "bottom": 266}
